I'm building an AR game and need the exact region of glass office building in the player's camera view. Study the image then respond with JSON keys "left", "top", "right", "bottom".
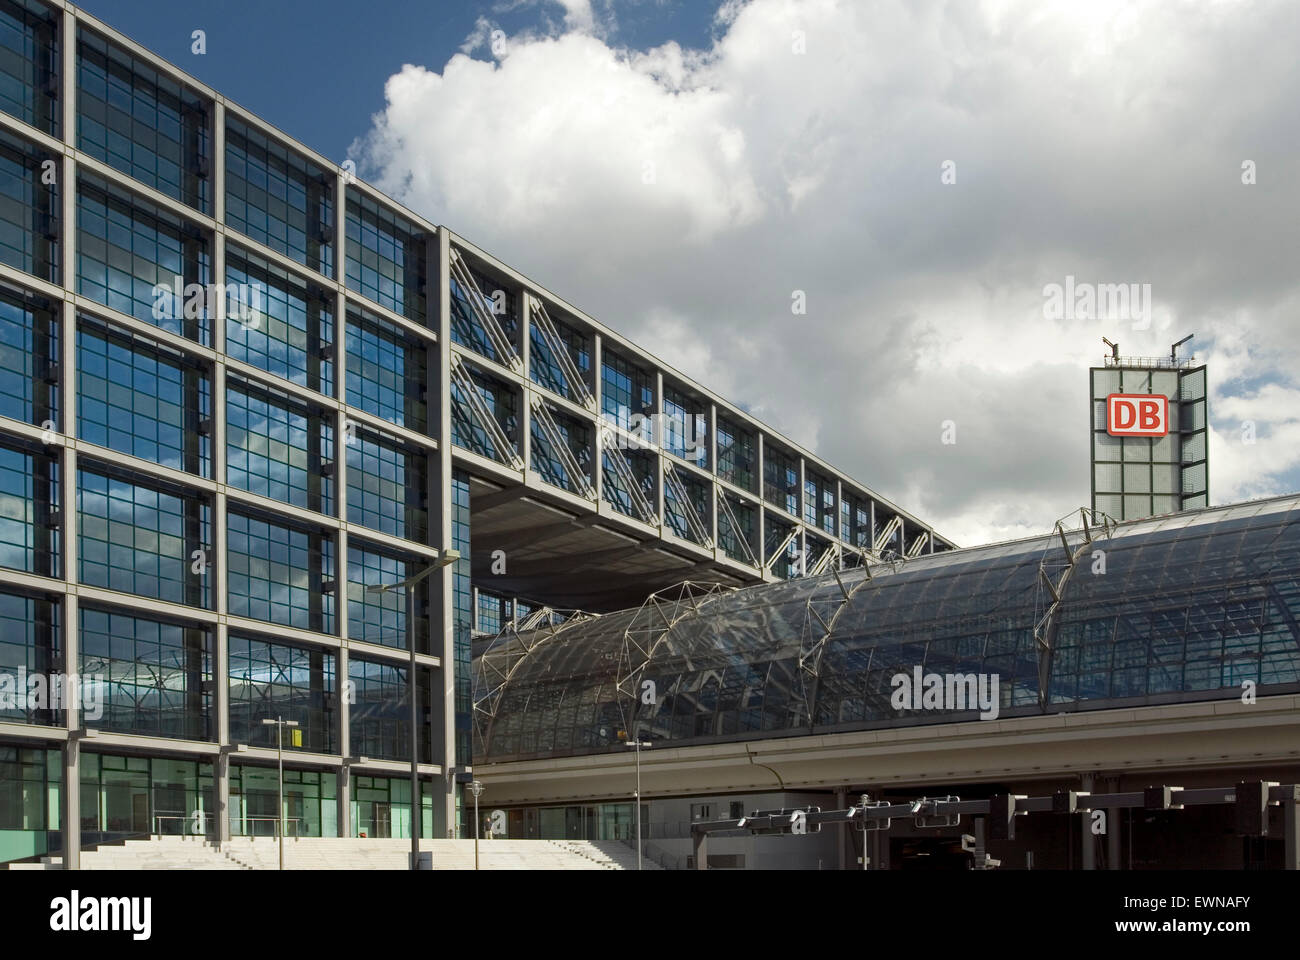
{"left": 0, "top": 1, "right": 953, "bottom": 865}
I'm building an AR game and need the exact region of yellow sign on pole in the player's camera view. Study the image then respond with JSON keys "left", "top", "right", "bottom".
{"left": 292, "top": 729, "right": 302, "bottom": 748}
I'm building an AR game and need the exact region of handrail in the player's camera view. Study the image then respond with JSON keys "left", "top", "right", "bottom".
{"left": 153, "top": 813, "right": 215, "bottom": 837}
{"left": 232, "top": 816, "right": 302, "bottom": 838}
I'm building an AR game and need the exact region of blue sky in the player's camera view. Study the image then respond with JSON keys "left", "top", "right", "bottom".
{"left": 72, "top": 0, "right": 1300, "bottom": 546}
{"left": 75, "top": 0, "right": 716, "bottom": 164}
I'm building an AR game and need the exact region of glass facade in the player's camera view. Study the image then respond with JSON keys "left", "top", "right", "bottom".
{"left": 0, "top": 126, "right": 58, "bottom": 281}
{"left": 451, "top": 261, "right": 515, "bottom": 364}
{"left": 664, "top": 466, "right": 709, "bottom": 545}
{"left": 344, "top": 189, "right": 425, "bottom": 324}
{"left": 0, "top": 590, "right": 58, "bottom": 725}
{"left": 716, "top": 417, "right": 755, "bottom": 492}
{"left": 0, "top": 0, "right": 58, "bottom": 135}
{"left": 228, "top": 633, "right": 336, "bottom": 754}
{"left": 764, "top": 445, "right": 799, "bottom": 517}
{"left": 226, "top": 377, "right": 334, "bottom": 514}
{"left": 0, "top": 288, "right": 57, "bottom": 427}
{"left": 530, "top": 402, "right": 591, "bottom": 495}
{"left": 0, "top": 440, "right": 58, "bottom": 576}
{"left": 79, "top": 606, "right": 212, "bottom": 740}
{"left": 601, "top": 349, "right": 653, "bottom": 429}
{"left": 348, "top": 657, "right": 429, "bottom": 763}
{"left": 529, "top": 310, "right": 588, "bottom": 403}
{"left": 345, "top": 306, "right": 428, "bottom": 433}
{"left": 225, "top": 245, "right": 334, "bottom": 396}
{"left": 226, "top": 511, "right": 334, "bottom": 633}
{"left": 77, "top": 171, "right": 210, "bottom": 342}
{"left": 224, "top": 115, "right": 333, "bottom": 277}
{"left": 718, "top": 493, "right": 756, "bottom": 564}
{"left": 0, "top": 746, "right": 57, "bottom": 862}
{"left": 475, "top": 496, "right": 1300, "bottom": 761}
{"left": 345, "top": 426, "right": 426, "bottom": 542}
{"left": 77, "top": 27, "right": 210, "bottom": 211}
{"left": 345, "top": 544, "right": 428, "bottom": 652}
{"left": 662, "top": 387, "right": 706, "bottom": 465}
{"left": 80, "top": 752, "right": 213, "bottom": 841}
{"left": 450, "top": 364, "right": 517, "bottom": 463}
{"left": 230, "top": 764, "right": 335, "bottom": 838}
{"left": 77, "top": 465, "right": 209, "bottom": 607}
{"left": 452, "top": 470, "right": 472, "bottom": 768}
{"left": 77, "top": 317, "right": 210, "bottom": 475}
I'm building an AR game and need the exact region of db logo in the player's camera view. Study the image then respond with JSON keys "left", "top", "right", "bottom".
{"left": 1106, "top": 393, "right": 1168, "bottom": 437}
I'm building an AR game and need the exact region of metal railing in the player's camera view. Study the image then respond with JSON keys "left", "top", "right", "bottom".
{"left": 1103, "top": 355, "right": 1196, "bottom": 369}
{"left": 231, "top": 816, "right": 302, "bottom": 839}
{"left": 153, "top": 813, "right": 216, "bottom": 837}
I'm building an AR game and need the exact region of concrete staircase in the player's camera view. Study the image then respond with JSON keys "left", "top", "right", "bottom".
{"left": 7, "top": 836, "right": 662, "bottom": 870}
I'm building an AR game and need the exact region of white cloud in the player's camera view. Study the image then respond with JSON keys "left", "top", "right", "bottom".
{"left": 353, "top": 0, "right": 1300, "bottom": 547}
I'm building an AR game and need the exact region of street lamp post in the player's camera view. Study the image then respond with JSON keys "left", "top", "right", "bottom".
{"left": 623, "top": 731, "right": 651, "bottom": 870}
{"left": 469, "top": 779, "right": 484, "bottom": 870}
{"left": 365, "top": 549, "right": 460, "bottom": 871}
{"left": 260, "top": 716, "right": 298, "bottom": 870}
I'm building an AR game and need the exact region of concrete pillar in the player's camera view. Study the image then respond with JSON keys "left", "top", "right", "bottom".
{"left": 337, "top": 646, "right": 351, "bottom": 837}
{"left": 215, "top": 749, "right": 230, "bottom": 843}
{"left": 434, "top": 228, "right": 459, "bottom": 837}
{"left": 213, "top": 356, "right": 230, "bottom": 840}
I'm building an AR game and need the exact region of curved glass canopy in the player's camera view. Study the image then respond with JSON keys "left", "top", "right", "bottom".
{"left": 473, "top": 495, "right": 1300, "bottom": 762}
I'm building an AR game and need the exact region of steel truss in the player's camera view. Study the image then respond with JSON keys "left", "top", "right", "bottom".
{"left": 471, "top": 605, "right": 598, "bottom": 754}
{"left": 450, "top": 354, "right": 524, "bottom": 469}
{"left": 1033, "top": 507, "right": 1118, "bottom": 710}
{"left": 614, "top": 581, "right": 736, "bottom": 735}
{"left": 449, "top": 248, "right": 522, "bottom": 372}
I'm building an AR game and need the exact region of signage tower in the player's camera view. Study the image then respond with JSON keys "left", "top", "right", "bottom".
{"left": 1090, "top": 336, "right": 1208, "bottom": 522}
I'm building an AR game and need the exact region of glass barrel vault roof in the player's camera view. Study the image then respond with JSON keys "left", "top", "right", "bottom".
{"left": 472, "top": 495, "right": 1300, "bottom": 762}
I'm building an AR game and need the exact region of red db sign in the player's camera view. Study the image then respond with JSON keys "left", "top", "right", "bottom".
{"left": 1106, "top": 394, "right": 1168, "bottom": 437}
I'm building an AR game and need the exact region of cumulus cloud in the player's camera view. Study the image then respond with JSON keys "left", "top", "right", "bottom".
{"left": 352, "top": 0, "right": 1300, "bottom": 546}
